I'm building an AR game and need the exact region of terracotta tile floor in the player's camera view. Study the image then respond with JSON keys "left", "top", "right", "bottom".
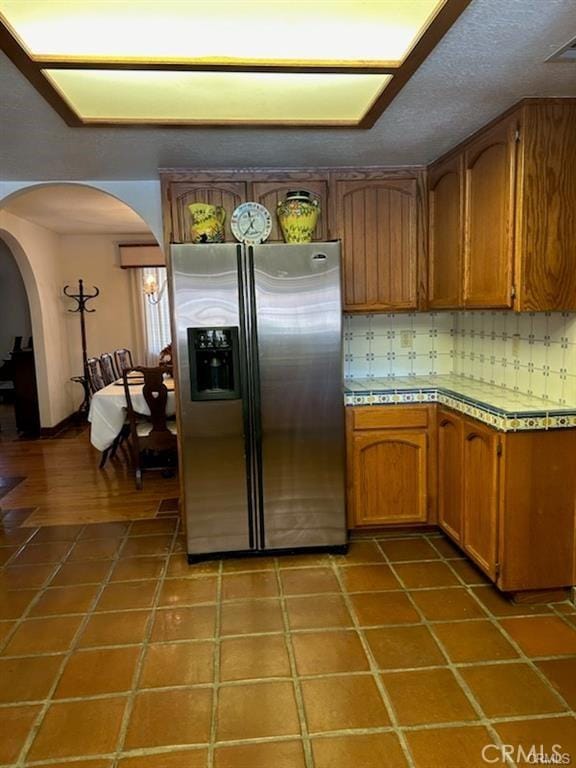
{"left": 0, "top": 515, "right": 575, "bottom": 768}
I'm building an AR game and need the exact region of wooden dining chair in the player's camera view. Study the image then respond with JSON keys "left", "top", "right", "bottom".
{"left": 99, "top": 352, "right": 117, "bottom": 385}
{"left": 114, "top": 348, "right": 134, "bottom": 376}
{"left": 123, "top": 366, "right": 177, "bottom": 489}
{"left": 86, "top": 357, "right": 105, "bottom": 394}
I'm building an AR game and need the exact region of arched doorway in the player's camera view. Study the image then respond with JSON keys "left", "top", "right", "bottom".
{"left": 0, "top": 236, "right": 38, "bottom": 438}
{"left": 0, "top": 183, "right": 163, "bottom": 431}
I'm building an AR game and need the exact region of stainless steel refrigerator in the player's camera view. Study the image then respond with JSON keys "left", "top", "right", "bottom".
{"left": 169, "top": 242, "right": 346, "bottom": 560}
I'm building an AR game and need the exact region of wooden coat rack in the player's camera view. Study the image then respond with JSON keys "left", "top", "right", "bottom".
{"left": 64, "top": 279, "right": 99, "bottom": 417}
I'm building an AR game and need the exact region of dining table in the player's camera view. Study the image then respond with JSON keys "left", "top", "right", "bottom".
{"left": 88, "top": 373, "right": 176, "bottom": 452}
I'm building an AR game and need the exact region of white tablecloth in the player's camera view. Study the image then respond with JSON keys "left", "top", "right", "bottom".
{"left": 88, "top": 378, "right": 176, "bottom": 452}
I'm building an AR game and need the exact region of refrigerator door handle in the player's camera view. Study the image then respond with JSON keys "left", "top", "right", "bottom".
{"left": 246, "top": 246, "right": 266, "bottom": 550}
{"left": 236, "top": 244, "right": 256, "bottom": 550}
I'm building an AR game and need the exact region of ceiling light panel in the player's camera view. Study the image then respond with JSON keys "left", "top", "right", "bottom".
{"left": 0, "top": 0, "right": 444, "bottom": 66}
{"left": 43, "top": 69, "right": 391, "bottom": 124}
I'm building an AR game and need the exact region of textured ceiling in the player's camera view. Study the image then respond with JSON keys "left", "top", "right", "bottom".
{"left": 0, "top": 0, "right": 575, "bottom": 180}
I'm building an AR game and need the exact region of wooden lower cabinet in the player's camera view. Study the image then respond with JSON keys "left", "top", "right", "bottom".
{"left": 461, "top": 419, "right": 500, "bottom": 580}
{"left": 437, "top": 408, "right": 576, "bottom": 592}
{"left": 349, "top": 404, "right": 576, "bottom": 594}
{"left": 437, "top": 410, "right": 463, "bottom": 543}
{"left": 347, "top": 406, "right": 433, "bottom": 528}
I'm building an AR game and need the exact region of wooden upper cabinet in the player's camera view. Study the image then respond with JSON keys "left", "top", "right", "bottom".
{"left": 168, "top": 181, "right": 248, "bottom": 243}
{"left": 515, "top": 102, "right": 576, "bottom": 311}
{"left": 463, "top": 118, "right": 516, "bottom": 308}
{"left": 334, "top": 177, "right": 419, "bottom": 311}
{"left": 251, "top": 180, "right": 328, "bottom": 242}
{"left": 351, "top": 429, "right": 428, "bottom": 526}
{"left": 462, "top": 419, "right": 500, "bottom": 580}
{"left": 437, "top": 409, "right": 463, "bottom": 543}
{"left": 428, "top": 155, "right": 463, "bottom": 308}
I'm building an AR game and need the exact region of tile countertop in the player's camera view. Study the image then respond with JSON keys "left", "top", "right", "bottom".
{"left": 344, "top": 374, "right": 576, "bottom": 432}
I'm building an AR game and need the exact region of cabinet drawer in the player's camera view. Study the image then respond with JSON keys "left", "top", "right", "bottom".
{"left": 352, "top": 406, "right": 429, "bottom": 431}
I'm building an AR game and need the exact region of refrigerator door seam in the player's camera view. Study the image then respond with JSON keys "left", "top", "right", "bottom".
{"left": 247, "top": 245, "right": 266, "bottom": 550}
{"left": 236, "top": 244, "right": 256, "bottom": 550}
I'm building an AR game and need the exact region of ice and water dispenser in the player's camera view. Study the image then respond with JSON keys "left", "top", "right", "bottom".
{"left": 187, "top": 327, "right": 241, "bottom": 400}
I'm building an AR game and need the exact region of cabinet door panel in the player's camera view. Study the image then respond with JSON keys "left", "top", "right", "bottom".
{"left": 464, "top": 119, "right": 516, "bottom": 308}
{"left": 437, "top": 410, "right": 463, "bottom": 543}
{"left": 251, "top": 181, "right": 328, "bottom": 242}
{"left": 352, "top": 429, "right": 427, "bottom": 526}
{"left": 462, "top": 421, "right": 499, "bottom": 579}
{"left": 170, "top": 182, "right": 247, "bottom": 243}
{"left": 335, "top": 179, "right": 418, "bottom": 311}
{"left": 428, "top": 155, "right": 463, "bottom": 308}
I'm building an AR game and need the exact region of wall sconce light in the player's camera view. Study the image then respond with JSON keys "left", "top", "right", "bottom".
{"left": 142, "top": 272, "right": 167, "bottom": 305}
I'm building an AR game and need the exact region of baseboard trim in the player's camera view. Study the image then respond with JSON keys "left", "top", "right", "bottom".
{"left": 39, "top": 413, "right": 79, "bottom": 438}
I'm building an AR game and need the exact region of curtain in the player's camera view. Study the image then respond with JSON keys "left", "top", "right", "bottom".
{"left": 128, "top": 267, "right": 171, "bottom": 365}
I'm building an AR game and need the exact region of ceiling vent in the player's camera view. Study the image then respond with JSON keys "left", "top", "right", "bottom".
{"left": 547, "top": 37, "right": 576, "bottom": 62}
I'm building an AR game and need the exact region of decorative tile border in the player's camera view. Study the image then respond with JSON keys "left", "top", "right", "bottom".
{"left": 344, "top": 381, "right": 576, "bottom": 433}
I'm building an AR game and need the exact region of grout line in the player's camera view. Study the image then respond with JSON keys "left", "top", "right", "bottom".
{"left": 206, "top": 558, "right": 223, "bottom": 768}
{"left": 1, "top": 528, "right": 575, "bottom": 766}
{"left": 433, "top": 542, "right": 576, "bottom": 715}
{"left": 13, "top": 521, "right": 134, "bottom": 767}
{"left": 275, "top": 558, "right": 314, "bottom": 768}
{"left": 329, "top": 550, "right": 417, "bottom": 768}
{"left": 110, "top": 517, "right": 182, "bottom": 767}
{"left": 0, "top": 525, "right": 88, "bottom": 657}
{"left": 383, "top": 543, "right": 518, "bottom": 768}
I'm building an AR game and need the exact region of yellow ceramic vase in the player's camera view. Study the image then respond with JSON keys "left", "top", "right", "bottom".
{"left": 277, "top": 191, "right": 320, "bottom": 244}
{"left": 187, "top": 202, "right": 226, "bottom": 243}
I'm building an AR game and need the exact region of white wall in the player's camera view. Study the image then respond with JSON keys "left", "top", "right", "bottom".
{"left": 59, "top": 234, "right": 144, "bottom": 391}
{"left": 0, "top": 210, "right": 71, "bottom": 426}
{"left": 0, "top": 238, "right": 32, "bottom": 361}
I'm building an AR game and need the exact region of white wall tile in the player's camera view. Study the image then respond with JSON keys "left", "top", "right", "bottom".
{"left": 453, "top": 311, "right": 576, "bottom": 404}
{"left": 345, "top": 310, "right": 576, "bottom": 405}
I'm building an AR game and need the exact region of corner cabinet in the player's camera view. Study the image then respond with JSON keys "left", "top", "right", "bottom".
{"left": 437, "top": 407, "right": 576, "bottom": 593}
{"left": 346, "top": 406, "right": 435, "bottom": 528}
{"left": 428, "top": 155, "right": 463, "bottom": 308}
{"left": 437, "top": 409, "right": 463, "bottom": 542}
{"left": 427, "top": 99, "right": 576, "bottom": 311}
{"left": 463, "top": 117, "right": 516, "bottom": 308}
{"left": 333, "top": 173, "right": 424, "bottom": 312}
{"left": 461, "top": 420, "right": 500, "bottom": 580}
{"left": 438, "top": 410, "right": 499, "bottom": 579}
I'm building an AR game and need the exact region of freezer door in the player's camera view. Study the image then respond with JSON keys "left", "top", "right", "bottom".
{"left": 169, "top": 244, "right": 253, "bottom": 555}
{"left": 251, "top": 243, "right": 346, "bottom": 549}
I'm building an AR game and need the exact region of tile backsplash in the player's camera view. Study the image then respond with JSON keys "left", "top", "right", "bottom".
{"left": 344, "top": 313, "right": 454, "bottom": 380}
{"left": 454, "top": 311, "right": 576, "bottom": 405}
{"left": 344, "top": 311, "right": 576, "bottom": 406}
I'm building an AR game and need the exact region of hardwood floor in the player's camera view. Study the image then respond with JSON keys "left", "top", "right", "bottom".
{"left": 0, "top": 428, "right": 179, "bottom": 527}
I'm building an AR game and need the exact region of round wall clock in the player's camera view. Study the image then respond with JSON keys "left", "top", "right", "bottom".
{"left": 230, "top": 202, "right": 272, "bottom": 245}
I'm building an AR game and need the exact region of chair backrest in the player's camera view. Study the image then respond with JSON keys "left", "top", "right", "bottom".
{"left": 123, "top": 366, "right": 176, "bottom": 451}
{"left": 99, "top": 352, "right": 117, "bottom": 385}
{"left": 114, "top": 348, "right": 134, "bottom": 375}
{"left": 86, "top": 357, "right": 105, "bottom": 393}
